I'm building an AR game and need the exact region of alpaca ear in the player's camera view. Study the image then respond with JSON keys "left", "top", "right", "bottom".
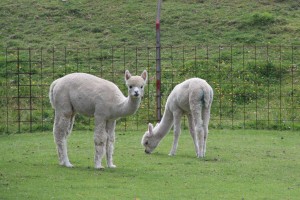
{"left": 148, "top": 123, "right": 154, "bottom": 136}
{"left": 141, "top": 70, "right": 148, "bottom": 82}
{"left": 125, "top": 70, "right": 131, "bottom": 81}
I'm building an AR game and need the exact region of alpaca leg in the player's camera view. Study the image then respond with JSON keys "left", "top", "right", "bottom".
{"left": 197, "top": 122, "right": 205, "bottom": 158}
{"left": 53, "top": 113, "right": 73, "bottom": 167}
{"left": 202, "top": 106, "right": 211, "bottom": 156}
{"left": 169, "top": 111, "right": 182, "bottom": 156}
{"left": 187, "top": 114, "right": 199, "bottom": 157}
{"left": 94, "top": 118, "right": 107, "bottom": 169}
{"left": 67, "top": 114, "right": 75, "bottom": 137}
{"left": 191, "top": 104, "right": 205, "bottom": 158}
{"left": 106, "top": 120, "right": 116, "bottom": 168}
{"left": 195, "top": 122, "right": 205, "bottom": 158}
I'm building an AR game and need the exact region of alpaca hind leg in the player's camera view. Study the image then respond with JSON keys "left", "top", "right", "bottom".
{"left": 187, "top": 114, "right": 199, "bottom": 157}
{"left": 66, "top": 114, "right": 75, "bottom": 137}
{"left": 169, "top": 111, "right": 181, "bottom": 156}
{"left": 94, "top": 118, "right": 107, "bottom": 169}
{"left": 53, "top": 114, "right": 73, "bottom": 167}
{"left": 191, "top": 105, "right": 205, "bottom": 158}
{"left": 195, "top": 123, "right": 205, "bottom": 158}
{"left": 202, "top": 106, "right": 211, "bottom": 156}
{"left": 106, "top": 120, "right": 116, "bottom": 168}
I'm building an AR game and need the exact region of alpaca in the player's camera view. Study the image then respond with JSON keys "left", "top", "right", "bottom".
{"left": 141, "top": 78, "right": 213, "bottom": 158}
{"left": 49, "top": 70, "right": 147, "bottom": 169}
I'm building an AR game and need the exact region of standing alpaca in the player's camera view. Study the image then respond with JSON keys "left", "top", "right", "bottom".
{"left": 49, "top": 70, "right": 147, "bottom": 169}
{"left": 141, "top": 78, "right": 213, "bottom": 158}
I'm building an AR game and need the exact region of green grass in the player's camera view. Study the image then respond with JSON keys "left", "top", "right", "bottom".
{"left": 1, "top": 129, "right": 299, "bottom": 199}
{"left": 0, "top": 4, "right": 299, "bottom": 199}
{"left": 0, "top": 0, "right": 299, "bottom": 133}
{"left": 0, "top": 0, "right": 299, "bottom": 49}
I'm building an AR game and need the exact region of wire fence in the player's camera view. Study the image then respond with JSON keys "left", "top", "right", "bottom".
{"left": 0, "top": 45, "right": 299, "bottom": 133}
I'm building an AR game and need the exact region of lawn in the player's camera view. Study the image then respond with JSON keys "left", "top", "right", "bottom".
{"left": 0, "top": 129, "right": 299, "bottom": 199}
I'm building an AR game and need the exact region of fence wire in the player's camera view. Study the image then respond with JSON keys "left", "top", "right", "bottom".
{"left": 0, "top": 45, "right": 299, "bottom": 133}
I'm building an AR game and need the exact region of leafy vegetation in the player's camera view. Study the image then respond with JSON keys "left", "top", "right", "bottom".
{"left": 0, "top": 0, "right": 299, "bottom": 133}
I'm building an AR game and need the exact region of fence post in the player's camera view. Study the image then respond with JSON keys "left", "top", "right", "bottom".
{"left": 156, "top": 0, "right": 162, "bottom": 122}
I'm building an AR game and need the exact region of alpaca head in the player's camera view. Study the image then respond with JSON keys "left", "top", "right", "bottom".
{"left": 125, "top": 70, "right": 148, "bottom": 99}
{"left": 141, "top": 123, "right": 160, "bottom": 154}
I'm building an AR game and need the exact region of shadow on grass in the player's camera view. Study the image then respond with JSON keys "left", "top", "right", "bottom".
{"left": 144, "top": 150, "right": 224, "bottom": 163}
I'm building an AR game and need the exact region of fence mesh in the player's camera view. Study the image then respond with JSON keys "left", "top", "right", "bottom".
{"left": 1, "top": 45, "right": 299, "bottom": 133}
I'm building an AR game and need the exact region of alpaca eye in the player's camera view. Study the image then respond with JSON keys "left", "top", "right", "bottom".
{"left": 140, "top": 86, "right": 143, "bottom": 89}
{"left": 129, "top": 86, "right": 132, "bottom": 89}
{"left": 145, "top": 141, "right": 148, "bottom": 145}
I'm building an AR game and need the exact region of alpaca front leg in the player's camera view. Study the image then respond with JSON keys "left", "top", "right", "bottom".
{"left": 106, "top": 120, "right": 116, "bottom": 168}
{"left": 94, "top": 120, "right": 107, "bottom": 169}
{"left": 169, "top": 113, "right": 181, "bottom": 156}
{"left": 106, "top": 141, "right": 116, "bottom": 168}
{"left": 94, "top": 134, "right": 107, "bottom": 169}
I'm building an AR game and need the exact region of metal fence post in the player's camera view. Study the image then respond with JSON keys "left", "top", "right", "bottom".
{"left": 156, "top": 0, "right": 162, "bottom": 122}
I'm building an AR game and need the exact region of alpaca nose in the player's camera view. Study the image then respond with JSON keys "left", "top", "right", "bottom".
{"left": 134, "top": 91, "right": 139, "bottom": 96}
{"left": 145, "top": 149, "right": 150, "bottom": 154}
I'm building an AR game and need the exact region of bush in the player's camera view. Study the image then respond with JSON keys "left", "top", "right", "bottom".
{"left": 250, "top": 12, "right": 276, "bottom": 26}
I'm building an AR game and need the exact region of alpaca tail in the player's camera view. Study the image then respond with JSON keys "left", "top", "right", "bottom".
{"left": 203, "top": 84, "right": 213, "bottom": 109}
{"left": 49, "top": 79, "right": 58, "bottom": 108}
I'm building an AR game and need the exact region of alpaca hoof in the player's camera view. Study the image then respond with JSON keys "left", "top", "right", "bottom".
{"left": 95, "top": 165, "right": 105, "bottom": 170}
{"left": 168, "top": 152, "right": 175, "bottom": 156}
{"left": 60, "top": 161, "right": 74, "bottom": 168}
{"left": 197, "top": 152, "right": 204, "bottom": 158}
{"left": 108, "top": 164, "right": 117, "bottom": 168}
{"left": 65, "top": 163, "right": 74, "bottom": 168}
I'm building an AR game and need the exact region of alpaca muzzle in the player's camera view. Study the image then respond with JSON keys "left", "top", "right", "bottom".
{"left": 145, "top": 149, "right": 151, "bottom": 154}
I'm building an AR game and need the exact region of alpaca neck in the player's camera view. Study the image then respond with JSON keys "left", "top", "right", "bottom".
{"left": 154, "top": 108, "right": 174, "bottom": 140}
{"left": 115, "top": 96, "right": 141, "bottom": 118}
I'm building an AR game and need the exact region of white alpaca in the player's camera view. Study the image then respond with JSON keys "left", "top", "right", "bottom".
{"left": 49, "top": 70, "right": 147, "bottom": 169}
{"left": 141, "top": 78, "right": 213, "bottom": 158}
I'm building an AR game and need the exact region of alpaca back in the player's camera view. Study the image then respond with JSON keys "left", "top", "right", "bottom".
{"left": 50, "top": 73, "right": 125, "bottom": 117}
{"left": 166, "top": 78, "right": 213, "bottom": 112}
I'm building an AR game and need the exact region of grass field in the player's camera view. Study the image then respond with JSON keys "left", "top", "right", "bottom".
{"left": 0, "top": 0, "right": 299, "bottom": 48}
{"left": 0, "top": 2, "right": 299, "bottom": 198}
{"left": 0, "top": 129, "right": 299, "bottom": 199}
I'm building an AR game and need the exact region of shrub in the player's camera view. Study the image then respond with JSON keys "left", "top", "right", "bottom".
{"left": 250, "top": 12, "right": 276, "bottom": 26}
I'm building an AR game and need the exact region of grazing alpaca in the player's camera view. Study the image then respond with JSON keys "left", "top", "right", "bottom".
{"left": 141, "top": 78, "right": 213, "bottom": 158}
{"left": 49, "top": 70, "right": 147, "bottom": 169}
